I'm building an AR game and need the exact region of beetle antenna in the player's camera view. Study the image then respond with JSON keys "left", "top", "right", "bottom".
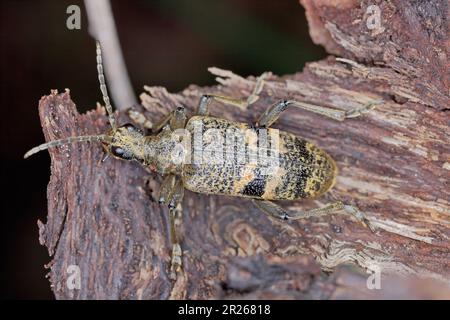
{"left": 96, "top": 40, "right": 117, "bottom": 132}
{"left": 24, "top": 134, "right": 111, "bottom": 159}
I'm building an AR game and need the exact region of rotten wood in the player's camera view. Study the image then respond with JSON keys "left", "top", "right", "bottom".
{"left": 36, "top": 0, "right": 449, "bottom": 299}
{"left": 300, "top": 0, "right": 449, "bottom": 110}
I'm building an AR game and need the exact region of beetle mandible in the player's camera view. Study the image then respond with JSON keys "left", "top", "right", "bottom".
{"left": 25, "top": 41, "right": 380, "bottom": 278}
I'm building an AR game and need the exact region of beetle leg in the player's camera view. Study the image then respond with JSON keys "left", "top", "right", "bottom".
{"left": 168, "top": 203, "right": 183, "bottom": 280}
{"left": 257, "top": 99, "right": 383, "bottom": 127}
{"left": 197, "top": 94, "right": 247, "bottom": 116}
{"left": 126, "top": 109, "right": 154, "bottom": 130}
{"left": 167, "top": 178, "right": 185, "bottom": 210}
{"left": 151, "top": 111, "right": 174, "bottom": 133}
{"left": 251, "top": 199, "right": 377, "bottom": 232}
{"left": 197, "top": 72, "right": 268, "bottom": 115}
{"left": 159, "top": 175, "right": 185, "bottom": 279}
{"left": 169, "top": 106, "right": 187, "bottom": 130}
{"left": 158, "top": 174, "right": 176, "bottom": 204}
{"left": 167, "top": 180, "right": 184, "bottom": 279}
{"left": 149, "top": 105, "right": 188, "bottom": 134}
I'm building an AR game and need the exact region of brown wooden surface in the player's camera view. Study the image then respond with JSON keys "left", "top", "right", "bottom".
{"left": 36, "top": 0, "right": 449, "bottom": 299}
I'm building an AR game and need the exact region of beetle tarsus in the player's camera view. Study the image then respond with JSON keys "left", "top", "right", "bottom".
{"left": 256, "top": 99, "right": 384, "bottom": 127}
{"left": 169, "top": 243, "right": 182, "bottom": 280}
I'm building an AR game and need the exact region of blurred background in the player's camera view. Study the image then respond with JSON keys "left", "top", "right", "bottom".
{"left": 0, "top": 0, "right": 326, "bottom": 299}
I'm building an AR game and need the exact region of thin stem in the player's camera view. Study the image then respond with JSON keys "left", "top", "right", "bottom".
{"left": 84, "top": 0, "right": 137, "bottom": 110}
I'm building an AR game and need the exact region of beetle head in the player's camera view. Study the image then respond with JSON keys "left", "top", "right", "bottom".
{"left": 103, "top": 123, "right": 145, "bottom": 161}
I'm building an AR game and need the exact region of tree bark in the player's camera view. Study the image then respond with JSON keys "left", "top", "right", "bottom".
{"left": 36, "top": 0, "right": 449, "bottom": 299}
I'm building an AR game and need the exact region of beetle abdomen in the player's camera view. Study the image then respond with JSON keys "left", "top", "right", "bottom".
{"left": 266, "top": 131, "right": 337, "bottom": 200}
{"left": 182, "top": 116, "right": 336, "bottom": 200}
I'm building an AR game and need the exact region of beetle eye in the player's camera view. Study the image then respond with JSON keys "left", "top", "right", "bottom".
{"left": 111, "top": 146, "right": 131, "bottom": 160}
{"left": 123, "top": 123, "right": 136, "bottom": 131}
{"left": 111, "top": 146, "right": 124, "bottom": 156}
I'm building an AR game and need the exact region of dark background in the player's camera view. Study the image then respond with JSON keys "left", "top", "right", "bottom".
{"left": 0, "top": 0, "right": 326, "bottom": 299}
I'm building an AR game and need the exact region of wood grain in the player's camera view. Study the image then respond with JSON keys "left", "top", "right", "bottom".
{"left": 35, "top": 0, "right": 449, "bottom": 299}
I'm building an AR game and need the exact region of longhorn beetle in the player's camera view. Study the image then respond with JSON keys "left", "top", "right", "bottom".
{"left": 25, "top": 41, "right": 380, "bottom": 279}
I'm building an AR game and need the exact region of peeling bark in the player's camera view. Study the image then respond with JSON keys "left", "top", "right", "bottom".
{"left": 35, "top": 0, "right": 449, "bottom": 299}
{"left": 300, "top": 0, "right": 449, "bottom": 110}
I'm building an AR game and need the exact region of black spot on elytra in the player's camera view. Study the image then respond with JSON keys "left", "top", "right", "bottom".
{"left": 241, "top": 168, "right": 267, "bottom": 197}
